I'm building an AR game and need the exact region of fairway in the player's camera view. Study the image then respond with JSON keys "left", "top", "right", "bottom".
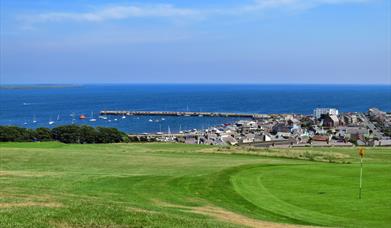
{"left": 1, "top": 142, "right": 390, "bottom": 227}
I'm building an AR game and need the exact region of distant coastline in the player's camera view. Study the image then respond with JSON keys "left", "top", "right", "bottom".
{"left": 0, "top": 84, "right": 82, "bottom": 90}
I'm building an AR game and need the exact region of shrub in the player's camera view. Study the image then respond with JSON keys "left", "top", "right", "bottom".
{"left": 0, "top": 126, "right": 35, "bottom": 142}
{"left": 52, "top": 125, "right": 82, "bottom": 143}
{"left": 35, "top": 128, "right": 52, "bottom": 141}
{"left": 0, "top": 125, "right": 128, "bottom": 144}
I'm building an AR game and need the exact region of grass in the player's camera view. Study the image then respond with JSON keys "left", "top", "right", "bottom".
{"left": 0, "top": 142, "right": 390, "bottom": 227}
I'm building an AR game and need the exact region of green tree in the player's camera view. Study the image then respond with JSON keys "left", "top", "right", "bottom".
{"left": 79, "top": 125, "right": 98, "bottom": 144}
{"left": 52, "top": 125, "right": 81, "bottom": 143}
{"left": 96, "top": 127, "right": 124, "bottom": 143}
{"left": 35, "top": 128, "right": 52, "bottom": 141}
{"left": 0, "top": 126, "right": 34, "bottom": 142}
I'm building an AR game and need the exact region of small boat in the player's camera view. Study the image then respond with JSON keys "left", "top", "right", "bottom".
{"left": 32, "top": 115, "right": 37, "bottom": 123}
{"left": 122, "top": 115, "right": 126, "bottom": 119}
{"left": 108, "top": 119, "right": 112, "bottom": 122}
{"left": 89, "top": 112, "right": 97, "bottom": 122}
{"left": 161, "top": 118, "right": 165, "bottom": 121}
{"left": 24, "top": 121, "right": 28, "bottom": 125}
{"left": 79, "top": 114, "right": 87, "bottom": 120}
{"left": 154, "top": 119, "right": 160, "bottom": 123}
{"left": 48, "top": 116, "right": 55, "bottom": 125}
{"left": 148, "top": 119, "right": 153, "bottom": 122}
{"left": 99, "top": 116, "right": 108, "bottom": 120}
{"left": 114, "top": 118, "right": 118, "bottom": 121}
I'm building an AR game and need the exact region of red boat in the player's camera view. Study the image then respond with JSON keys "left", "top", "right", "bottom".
{"left": 79, "top": 114, "right": 86, "bottom": 119}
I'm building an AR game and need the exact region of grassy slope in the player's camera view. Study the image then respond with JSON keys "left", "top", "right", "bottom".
{"left": 0, "top": 142, "right": 390, "bottom": 227}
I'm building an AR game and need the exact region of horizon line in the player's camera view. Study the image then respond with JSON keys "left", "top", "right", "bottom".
{"left": 2, "top": 82, "right": 391, "bottom": 86}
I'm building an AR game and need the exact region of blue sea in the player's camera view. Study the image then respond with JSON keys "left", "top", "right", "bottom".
{"left": 1, "top": 84, "right": 390, "bottom": 133}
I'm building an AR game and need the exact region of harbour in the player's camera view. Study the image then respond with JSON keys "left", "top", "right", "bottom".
{"left": 100, "top": 110, "right": 264, "bottom": 119}
{"left": 1, "top": 84, "right": 390, "bottom": 133}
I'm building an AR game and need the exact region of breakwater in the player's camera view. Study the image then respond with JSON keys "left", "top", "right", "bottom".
{"left": 100, "top": 110, "right": 263, "bottom": 119}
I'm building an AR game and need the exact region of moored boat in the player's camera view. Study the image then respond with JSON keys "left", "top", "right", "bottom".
{"left": 89, "top": 112, "right": 97, "bottom": 122}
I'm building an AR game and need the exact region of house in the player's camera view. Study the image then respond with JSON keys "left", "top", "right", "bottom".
{"left": 272, "top": 123, "right": 292, "bottom": 134}
{"left": 339, "top": 127, "right": 369, "bottom": 141}
{"left": 185, "top": 137, "right": 197, "bottom": 144}
{"left": 314, "top": 108, "right": 339, "bottom": 119}
{"left": 221, "top": 135, "right": 238, "bottom": 146}
{"left": 241, "top": 133, "right": 255, "bottom": 144}
{"left": 343, "top": 114, "right": 358, "bottom": 125}
{"left": 260, "top": 133, "right": 272, "bottom": 142}
{"left": 298, "top": 133, "right": 310, "bottom": 143}
{"left": 368, "top": 108, "right": 386, "bottom": 122}
{"left": 276, "top": 132, "right": 292, "bottom": 139}
{"left": 320, "top": 114, "right": 339, "bottom": 128}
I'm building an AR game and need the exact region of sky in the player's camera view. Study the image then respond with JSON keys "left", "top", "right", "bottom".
{"left": 1, "top": 0, "right": 390, "bottom": 84}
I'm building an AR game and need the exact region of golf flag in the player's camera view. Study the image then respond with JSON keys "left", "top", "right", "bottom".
{"left": 358, "top": 147, "right": 365, "bottom": 199}
{"left": 359, "top": 148, "right": 365, "bottom": 158}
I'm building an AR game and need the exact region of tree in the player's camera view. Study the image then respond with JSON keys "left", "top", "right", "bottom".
{"left": 96, "top": 127, "right": 124, "bottom": 143}
{"left": 52, "top": 125, "right": 81, "bottom": 143}
{"left": 79, "top": 125, "right": 97, "bottom": 144}
{"left": 35, "top": 128, "right": 52, "bottom": 141}
{"left": 0, "top": 124, "right": 127, "bottom": 144}
{"left": 0, "top": 126, "right": 21, "bottom": 142}
{"left": 0, "top": 126, "right": 34, "bottom": 142}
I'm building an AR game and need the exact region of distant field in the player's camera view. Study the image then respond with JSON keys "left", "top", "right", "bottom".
{"left": 1, "top": 142, "right": 390, "bottom": 227}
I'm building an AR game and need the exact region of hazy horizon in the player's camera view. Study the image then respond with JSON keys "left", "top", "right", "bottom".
{"left": 0, "top": 82, "right": 391, "bottom": 87}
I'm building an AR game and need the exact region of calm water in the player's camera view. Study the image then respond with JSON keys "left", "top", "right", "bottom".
{"left": 1, "top": 84, "right": 390, "bottom": 133}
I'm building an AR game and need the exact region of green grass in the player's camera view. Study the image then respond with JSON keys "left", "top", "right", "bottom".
{"left": 1, "top": 143, "right": 390, "bottom": 227}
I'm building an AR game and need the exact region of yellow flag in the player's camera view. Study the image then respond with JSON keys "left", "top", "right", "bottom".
{"left": 359, "top": 147, "right": 365, "bottom": 158}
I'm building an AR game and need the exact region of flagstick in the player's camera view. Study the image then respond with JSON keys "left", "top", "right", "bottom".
{"left": 359, "top": 157, "right": 363, "bottom": 199}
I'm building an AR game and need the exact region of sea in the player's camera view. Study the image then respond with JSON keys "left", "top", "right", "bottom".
{"left": 1, "top": 84, "right": 390, "bottom": 133}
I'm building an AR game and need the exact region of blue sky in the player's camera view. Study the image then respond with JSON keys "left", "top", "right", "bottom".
{"left": 1, "top": 0, "right": 390, "bottom": 84}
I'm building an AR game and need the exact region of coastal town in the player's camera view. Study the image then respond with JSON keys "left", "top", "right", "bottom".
{"left": 125, "top": 108, "right": 391, "bottom": 147}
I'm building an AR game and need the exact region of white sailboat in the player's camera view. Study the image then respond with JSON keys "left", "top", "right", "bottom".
{"left": 48, "top": 117, "right": 55, "bottom": 125}
{"left": 179, "top": 124, "right": 183, "bottom": 134}
{"left": 157, "top": 124, "right": 163, "bottom": 135}
{"left": 89, "top": 111, "right": 97, "bottom": 122}
{"left": 121, "top": 114, "right": 126, "bottom": 119}
{"left": 32, "top": 115, "right": 37, "bottom": 123}
{"left": 56, "top": 113, "right": 60, "bottom": 121}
